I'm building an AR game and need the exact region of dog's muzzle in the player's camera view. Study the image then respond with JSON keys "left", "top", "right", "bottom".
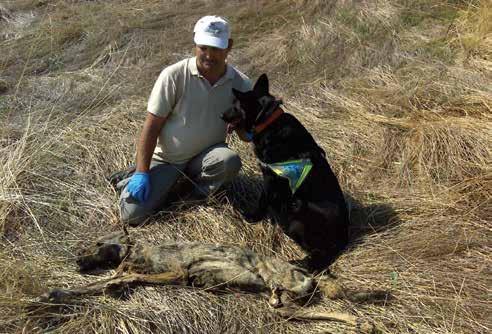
{"left": 226, "top": 119, "right": 241, "bottom": 134}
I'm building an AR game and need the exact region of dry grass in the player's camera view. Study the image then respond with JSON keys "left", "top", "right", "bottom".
{"left": 0, "top": 0, "right": 491, "bottom": 333}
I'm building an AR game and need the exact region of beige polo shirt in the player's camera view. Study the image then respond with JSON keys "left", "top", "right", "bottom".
{"left": 147, "top": 57, "right": 251, "bottom": 163}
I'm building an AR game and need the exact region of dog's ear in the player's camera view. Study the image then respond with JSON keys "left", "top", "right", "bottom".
{"left": 232, "top": 88, "right": 247, "bottom": 100}
{"left": 253, "top": 74, "right": 269, "bottom": 97}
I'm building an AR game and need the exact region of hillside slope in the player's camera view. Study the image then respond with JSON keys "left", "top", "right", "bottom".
{"left": 0, "top": 0, "right": 490, "bottom": 333}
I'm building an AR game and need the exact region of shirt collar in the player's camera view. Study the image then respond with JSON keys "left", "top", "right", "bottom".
{"left": 189, "top": 57, "right": 234, "bottom": 84}
{"left": 189, "top": 57, "right": 200, "bottom": 76}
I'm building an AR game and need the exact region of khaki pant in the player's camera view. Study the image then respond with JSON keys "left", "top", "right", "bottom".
{"left": 119, "top": 142, "right": 241, "bottom": 226}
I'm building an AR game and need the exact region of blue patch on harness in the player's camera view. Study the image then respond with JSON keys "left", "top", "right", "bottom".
{"left": 245, "top": 132, "right": 254, "bottom": 141}
{"left": 265, "top": 159, "right": 313, "bottom": 194}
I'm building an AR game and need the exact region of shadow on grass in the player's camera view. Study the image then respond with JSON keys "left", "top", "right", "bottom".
{"left": 225, "top": 175, "right": 401, "bottom": 243}
{"left": 345, "top": 194, "right": 400, "bottom": 244}
{"left": 131, "top": 172, "right": 400, "bottom": 245}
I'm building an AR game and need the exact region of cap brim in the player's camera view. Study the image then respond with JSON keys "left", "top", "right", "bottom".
{"left": 194, "top": 33, "right": 228, "bottom": 49}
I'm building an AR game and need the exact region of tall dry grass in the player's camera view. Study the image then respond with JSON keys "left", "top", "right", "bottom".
{"left": 1, "top": 0, "right": 490, "bottom": 333}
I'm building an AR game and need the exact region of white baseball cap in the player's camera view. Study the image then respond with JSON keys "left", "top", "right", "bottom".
{"left": 193, "top": 16, "right": 230, "bottom": 49}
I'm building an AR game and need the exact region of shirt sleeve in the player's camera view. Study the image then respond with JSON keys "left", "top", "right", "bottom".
{"left": 231, "top": 67, "right": 252, "bottom": 92}
{"left": 242, "top": 77, "right": 252, "bottom": 92}
{"left": 147, "top": 67, "right": 177, "bottom": 118}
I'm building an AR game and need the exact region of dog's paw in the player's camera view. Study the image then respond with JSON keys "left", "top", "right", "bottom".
{"left": 290, "top": 199, "right": 304, "bottom": 213}
{"left": 238, "top": 208, "right": 264, "bottom": 224}
{"left": 38, "top": 288, "right": 73, "bottom": 304}
{"left": 104, "top": 282, "right": 132, "bottom": 300}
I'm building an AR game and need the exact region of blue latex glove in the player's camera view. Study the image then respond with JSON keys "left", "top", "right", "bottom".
{"left": 127, "top": 172, "right": 151, "bottom": 203}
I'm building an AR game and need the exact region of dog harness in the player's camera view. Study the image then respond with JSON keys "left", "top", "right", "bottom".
{"left": 247, "top": 98, "right": 313, "bottom": 193}
{"left": 263, "top": 159, "right": 313, "bottom": 194}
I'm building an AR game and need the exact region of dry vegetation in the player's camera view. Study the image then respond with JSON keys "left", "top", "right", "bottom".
{"left": 0, "top": 0, "right": 490, "bottom": 333}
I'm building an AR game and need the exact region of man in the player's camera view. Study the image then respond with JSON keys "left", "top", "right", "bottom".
{"left": 120, "top": 16, "right": 251, "bottom": 226}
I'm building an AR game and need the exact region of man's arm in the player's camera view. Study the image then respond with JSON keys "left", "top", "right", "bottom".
{"left": 135, "top": 112, "right": 168, "bottom": 172}
{"left": 127, "top": 64, "right": 175, "bottom": 203}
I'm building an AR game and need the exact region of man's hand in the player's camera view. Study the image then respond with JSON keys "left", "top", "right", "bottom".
{"left": 127, "top": 172, "right": 151, "bottom": 202}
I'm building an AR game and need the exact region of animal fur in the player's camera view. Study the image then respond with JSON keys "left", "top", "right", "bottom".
{"left": 37, "top": 231, "right": 386, "bottom": 333}
{"left": 222, "top": 74, "right": 349, "bottom": 272}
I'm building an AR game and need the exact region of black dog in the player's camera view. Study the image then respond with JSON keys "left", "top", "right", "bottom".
{"left": 222, "top": 74, "right": 349, "bottom": 272}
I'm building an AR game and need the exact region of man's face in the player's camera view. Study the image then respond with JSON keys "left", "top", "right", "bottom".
{"left": 195, "top": 43, "right": 230, "bottom": 74}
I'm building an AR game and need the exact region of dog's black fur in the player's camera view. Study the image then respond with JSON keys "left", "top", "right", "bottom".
{"left": 222, "top": 74, "right": 349, "bottom": 272}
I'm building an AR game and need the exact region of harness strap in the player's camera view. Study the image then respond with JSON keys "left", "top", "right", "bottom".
{"left": 245, "top": 99, "right": 283, "bottom": 140}
{"left": 253, "top": 107, "right": 284, "bottom": 135}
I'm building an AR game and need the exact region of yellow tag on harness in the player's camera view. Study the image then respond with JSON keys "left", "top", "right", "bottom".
{"left": 267, "top": 159, "right": 313, "bottom": 194}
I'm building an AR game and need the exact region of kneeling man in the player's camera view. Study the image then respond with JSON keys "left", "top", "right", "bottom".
{"left": 120, "top": 16, "right": 251, "bottom": 226}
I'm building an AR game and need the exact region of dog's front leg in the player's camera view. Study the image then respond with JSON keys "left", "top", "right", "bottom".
{"left": 38, "top": 276, "right": 126, "bottom": 304}
{"left": 38, "top": 271, "right": 186, "bottom": 304}
{"left": 304, "top": 201, "right": 340, "bottom": 220}
{"left": 240, "top": 189, "right": 269, "bottom": 223}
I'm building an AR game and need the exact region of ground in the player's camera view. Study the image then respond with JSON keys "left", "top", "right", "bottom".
{"left": 0, "top": 0, "right": 490, "bottom": 333}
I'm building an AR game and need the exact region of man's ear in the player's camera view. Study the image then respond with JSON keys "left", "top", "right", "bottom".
{"left": 253, "top": 73, "right": 269, "bottom": 97}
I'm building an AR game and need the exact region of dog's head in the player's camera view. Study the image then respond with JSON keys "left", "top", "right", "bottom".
{"left": 222, "top": 73, "right": 278, "bottom": 136}
{"left": 76, "top": 231, "right": 130, "bottom": 272}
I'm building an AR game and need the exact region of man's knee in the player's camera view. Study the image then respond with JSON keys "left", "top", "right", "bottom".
{"left": 202, "top": 147, "right": 241, "bottom": 177}
{"left": 120, "top": 211, "right": 149, "bottom": 226}
{"left": 222, "top": 151, "right": 242, "bottom": 180}
{"left": 119, "top": 192, "right": 152, "bottom": 226}
{"left": 118, "top": 160, "right": 184, "bottom": 225}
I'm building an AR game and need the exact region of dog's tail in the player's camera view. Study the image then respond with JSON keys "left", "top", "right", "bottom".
{"left": 344, "top": 289, "right": 390, "bottom": 303}
{"left": 317, "top": 279, "right": 390, "bottom": 304}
